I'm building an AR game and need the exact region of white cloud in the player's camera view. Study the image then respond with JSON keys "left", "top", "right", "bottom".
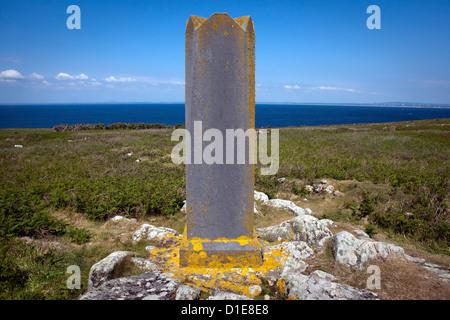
{"left": 0, "top": 69, "right": 24, "bottom": 79}
{"left": 55, "top": 72, "right": 89, "bottom": 80}
{"left": 29, "top": 72, "right": 44, "bottom": 80}
{"left": 315, "top": 86, "right": 356, "bottom": 93}
{"left": 103, "top": 76, "right": 137, "bottom": 83}
{"left": 284, "top": 84, "right": 301, "bottom": 89}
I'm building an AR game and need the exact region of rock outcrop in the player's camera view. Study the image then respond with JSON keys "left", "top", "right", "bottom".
{"left": 132, "top": 224, "right": 181, "bottom": 245}
{"left": 332, "top": 231, "right": 405, "bottom": 268}
{"left": 82, "top": 271, "right": 180, "bottom": 300}
{"left": 263, "top": 199, "right": 306, "bottom": 216}
{"left": 87, "top": 251, "right": 134, "bottom": 290}
{"left": 282, "top": 273, "right": 379, "bottom": 300}
{"left": 256, "top": 215, "right": 333, "bottom": 251}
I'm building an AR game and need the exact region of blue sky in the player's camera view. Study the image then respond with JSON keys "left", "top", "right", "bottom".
{"left": 0, "top": 0, "right": 449, "bottom": 104}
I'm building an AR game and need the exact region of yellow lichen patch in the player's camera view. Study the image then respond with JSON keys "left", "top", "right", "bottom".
{"left": 144, "top": 230, "right": 295, "bottom": 299}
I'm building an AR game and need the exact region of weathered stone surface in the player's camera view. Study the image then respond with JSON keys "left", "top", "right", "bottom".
{"left": 264, "top": 199, "right": 306, "bottom": 216}
{"left": 282, "top": 273, "right": 379, "bottom": 300}
{"left": 332, "top": 231, "right": 405, "bottom": 268}
{"left": 264, "top": 241, "right": 315, "bottom": 261}
{"left": 310, "top": 270, "right": 337, "bottom": 282}
{"left": 320, "top": 219, "right": 337, "bottom": 228}
{"left": 353, "top": 229, "right": 371, "bottom": 241}
{"left": 175, "top": 285, "right": 202, "bottom": 300}
{"left": 207, "top": 290, "right": 251, "bottom": 300}
{"left": 185, "top": 13, "right": 255, "bottom": 240}
{"left": 254, "top": 190, "right": 269, "bottom": 202}
{"left": 281, "top": 257, "right": 308, "bottom": 276}
{"left": 130, "top": 257, "right": 158, "bottom": 271}
{"left": 256, "top": 215, "right": 333, "bottom": 251}
{"left": 87, "top": 251, "right": 134, "bottom": 290}
{"left": 132, "top": 224, "right": 181, "bottom": 245}
{"left": 81, "top": 271, "right": 180, "bottom": 300}
{"left": 182, "top": 13, "right": 260, "bottom": 267}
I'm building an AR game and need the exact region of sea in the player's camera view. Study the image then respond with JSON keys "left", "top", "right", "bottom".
{"left": 0, "top": 103, "right": 450, "bottom": 129}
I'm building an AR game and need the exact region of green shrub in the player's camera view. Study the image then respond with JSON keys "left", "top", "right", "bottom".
{"left": 364, "top": 224, "right": 378, "bottom": 238}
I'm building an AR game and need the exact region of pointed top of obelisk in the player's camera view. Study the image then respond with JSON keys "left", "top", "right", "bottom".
{"left": 186, "top": 13, "right": 253, "bottom": 32}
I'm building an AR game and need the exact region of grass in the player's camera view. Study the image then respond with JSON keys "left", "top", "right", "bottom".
{"left": 0, "top": 118, "right": 449, "bottom": 299}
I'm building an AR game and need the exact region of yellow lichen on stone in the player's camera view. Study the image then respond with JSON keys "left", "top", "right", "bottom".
{"left": 144, "top": 230, "right": 293, "bottom": 299}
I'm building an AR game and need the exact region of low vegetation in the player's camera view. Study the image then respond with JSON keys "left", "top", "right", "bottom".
{"left": 0, "top": 118, "right": 449, "bottom": 299}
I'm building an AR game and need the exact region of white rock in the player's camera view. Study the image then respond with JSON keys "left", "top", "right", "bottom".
{"left": 265, "top": 241, "right": 315, "bottom": 261}
{"left": 110, "top": 215, "right": 137, "bottom": 223}
{"left": 180, "top": 200, "right": 186, "bottom": 213}
{"left": 305, "top": 185, "right": 314, "bottom": 193}
{"left": 14, "top": 144, "right": 23, "bottom": 148}
{"left": 320, "top": 179, "right": 328, "bottom": 184}
{"left": 249, "top": 285, "right": 262, "bottom": 296}
{"left": 282, "top": 273, "right": 378, "bottom": 300}
{"left": 207, "top": 291, "right": 251, "bottom": 300}
{"left": 305, "top": 208, "right": 313, "bottom": 215}
{"left": 175, "top": 285, "right": 201, "bottom": 300}
{"left": 333, "top": 190, "right": 344, "bottom": 197}
{"left": 314, "top": 184, "right": 323, "bottom": 193}
{"left": 325, "top": 186, "right": 334, "bottom": 194}
{"left": 257, "top": 215, "right": 333, "bottom": 251}
{"left": 130, "top": 257, "right": 158, "bottom": 271}
{"left": 332, "top": 231, "right": 405, "bottom": 268}
{"left": 353, "top": 229, "right": 371, "bottom": 240}
{"left": 281, "top": 257, "right": 308, "bottom": 277}
{"left": 254, "top": 190, "right": 269, "bottom": 202}
{"left": 132, "top": 224, "right": 181, "bottom": 244}
{"left": 320, "top": 219, "right": 337, "bottom": 228}
{"left": 264, "top": 199, "right": 306, "bottom": 216}
{"left": 88, "top": 251, "right": 134, "bottom": 290}
{"left": 310, "top": 270, "right": 337, "bottom": 282}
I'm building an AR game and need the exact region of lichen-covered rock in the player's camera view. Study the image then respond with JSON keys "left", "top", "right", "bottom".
{"left": 256, "top": 215, "right": 332, "bottom": 251}
{"left": 281, "top": 273, "right": 379, "bottom": 300}
{"left": 281, "top": 257, "right": 308, "bottom": 276}
{"left": 332, "top": 231, "right": 405, "bottom": 268}
{"left": 264, "top": 241, "right": 315, "bottom": 261}
{"left": 175, "top": 285, "right": 202, "bottom": 300}
{"left": 264, "top": 199, "right": 306, "bottom": 216}
{"left": 81, "top": 271, "right": 180, "bottom": 300}
{"left": 87, "top": 251, "right": 134, "bottom": 290}
{"left": 263, "top": 241, "right": 313, "bottom": 277}
{"left": 310, "top": 270, "right": 337, "bottom": 282}
{"left": 130, "top": 257, "right": 158, "bottom": 271}
{"left": 207, "top": 290, "right": 251, "bottom": 300}
{"left": 132, "top": 224, "right": 181, "bottom": 245}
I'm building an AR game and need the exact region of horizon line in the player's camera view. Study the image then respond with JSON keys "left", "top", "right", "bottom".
{"left": 1, "top": 101, "right": 450, "bottom": 108}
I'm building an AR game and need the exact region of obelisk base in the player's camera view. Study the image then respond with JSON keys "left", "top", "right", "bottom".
{"left": 179, "top": 234, "right": 262, "bottom": 268}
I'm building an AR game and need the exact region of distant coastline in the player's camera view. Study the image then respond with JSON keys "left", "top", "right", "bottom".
{"left": 1, "top": 103, "right": 450, "bottom": 129}
{"left": 1, "top": 102, "right": 450, "bottom": 108}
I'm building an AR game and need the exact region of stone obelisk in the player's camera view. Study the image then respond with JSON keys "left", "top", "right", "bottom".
{"left": 180, "top": 13, "right": 261, "bottom": 267}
